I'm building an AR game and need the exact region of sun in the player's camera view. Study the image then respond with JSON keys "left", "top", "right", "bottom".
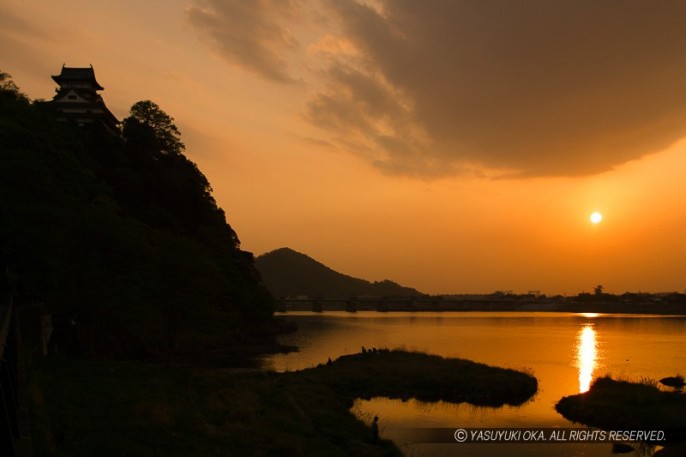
{"left": 590, "top": 212, "right": 603, "bottom": 224}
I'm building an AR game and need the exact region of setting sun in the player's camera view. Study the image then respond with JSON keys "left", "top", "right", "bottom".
{"left": 590, "top": 212, "right": 603, "bottom": 224}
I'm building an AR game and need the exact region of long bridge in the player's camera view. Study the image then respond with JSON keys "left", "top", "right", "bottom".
{"left": 275, "top": 296, "right": 562, "bottom": 313}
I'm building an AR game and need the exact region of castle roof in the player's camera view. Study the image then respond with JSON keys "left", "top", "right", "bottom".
{"left": 51, "top": 65, "right": 104, "bottom": 90}
{"left": 50, "top": 64, "right": 119, "bottom": 134}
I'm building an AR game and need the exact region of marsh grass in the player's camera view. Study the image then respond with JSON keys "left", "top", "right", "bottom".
{"left": 638, "top": 377, "right": 659, "bottom": 388}
{"left": 28, "top": 350, "right": 537, "bottom": 456}
{"left": 556, "top": 375, "right": 686, "bottom": 445}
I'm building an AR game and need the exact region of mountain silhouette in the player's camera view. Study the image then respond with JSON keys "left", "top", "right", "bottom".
{"left": 255, "top": 248, "right": 423, "bottom": 298}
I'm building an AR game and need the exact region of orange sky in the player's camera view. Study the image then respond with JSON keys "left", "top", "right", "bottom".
{"left": 4, "top": 0, "right": 686, "bottom": 295}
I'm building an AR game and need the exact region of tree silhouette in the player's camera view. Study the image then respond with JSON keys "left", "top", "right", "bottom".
{"left": 120, "top": 100, "right": 234, "bottom": 237}
{"left": 0, "top": 71, "right": 29, "bottom": 110}
{"left": 0, "top": 71, "right": 26, "bottom": 99}
{"left": 123, "top": 100, "right": 184, "bottom": 157}
{"left": 1, "top": 81, "right": 275, "bottom": 357}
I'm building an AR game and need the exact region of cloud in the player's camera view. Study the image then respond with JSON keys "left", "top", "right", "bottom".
{"left": 189, "top": 0, "right": 686, "bottom": 177}
{"left": 323, "top": 0, "right": 686, "bottom": 177}
{"left": 305, "top": 64, "right": 452, "bottom": 176}
{"left": 0, "top": 4, "right": 49, "bottom": 40}
{"left": 0, "top": 4, "right": 65, "bottom": 84}
{"left": 185, "top": 0, "right": 300, "bottom": 83}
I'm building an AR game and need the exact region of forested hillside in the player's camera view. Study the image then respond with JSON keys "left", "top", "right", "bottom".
{"left": 255, "top": 247, "right": 424, "bottom": 298}
{"left": 0, "top": 72, "right": 274, "bottom": 358}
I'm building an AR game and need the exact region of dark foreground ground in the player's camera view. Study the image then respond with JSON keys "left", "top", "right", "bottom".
{"left": 556, "top": 376, "right": 686, "bottom": 456}
{"left": 27, "top": 350, "right": 537, "bottom": 456}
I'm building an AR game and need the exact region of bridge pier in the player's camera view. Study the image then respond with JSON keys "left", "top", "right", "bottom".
{"left": 345, "top": 299, "right": 357, "bottom": 313}
{"left": 276, "top": 298, "right": 286, "bottom": 313}
{"left": 376, "top": 299, "right": 388, "bottom": 312}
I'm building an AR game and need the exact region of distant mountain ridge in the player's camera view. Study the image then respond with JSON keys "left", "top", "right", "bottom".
{"left": 255, "top": 248, "right": 424, "bottom": 298}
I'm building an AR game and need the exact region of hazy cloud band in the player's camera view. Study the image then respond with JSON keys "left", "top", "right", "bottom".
{"left": 187, "top": 0, "right": 686, "bottom": 177}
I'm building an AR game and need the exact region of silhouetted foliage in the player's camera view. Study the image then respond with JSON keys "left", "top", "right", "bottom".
{"left": 0, "top": 71, "right": 28, "bottom": 103}
{"left": 123, "top": 100, "right": 184, "bottom": 157}
{"left": 0, "top": 80, "right": 274, "bottom": 358}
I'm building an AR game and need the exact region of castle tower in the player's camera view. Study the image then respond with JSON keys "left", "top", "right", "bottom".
{"left": 51, "top": 65, "right": 119, "bottom": 134}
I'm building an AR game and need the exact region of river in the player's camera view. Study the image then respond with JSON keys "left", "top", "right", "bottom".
{"left": 262, "top": 311, "right": 686, "bottom": 456}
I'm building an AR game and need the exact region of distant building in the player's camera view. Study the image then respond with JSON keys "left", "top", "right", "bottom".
{"left": 51, "top": 65, "right": 119, "bottom": 134}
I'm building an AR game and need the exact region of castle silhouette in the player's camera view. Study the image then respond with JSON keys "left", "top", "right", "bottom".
{"left": 51, "top": 65, "right": 119, "bottom": 134}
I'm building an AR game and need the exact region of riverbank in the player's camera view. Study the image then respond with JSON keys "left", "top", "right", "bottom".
{"left": 278, "top": 300, "right": 686, "bottom": 315}
{"left": 556, "top": 376, "right": 686, "bottom": 447}
{"left": 27, "top": 350, "right": 537, "bottom": 456}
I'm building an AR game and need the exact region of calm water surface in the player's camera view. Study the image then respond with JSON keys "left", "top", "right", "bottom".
{"left": 263, "top": 312, "right": 686, "bottom": 456}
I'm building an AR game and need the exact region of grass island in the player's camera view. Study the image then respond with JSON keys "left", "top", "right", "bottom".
{"left": 29, "top": 349, "right": 537, "bottom": 456}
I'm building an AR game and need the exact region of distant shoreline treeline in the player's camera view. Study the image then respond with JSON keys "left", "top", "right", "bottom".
{"left": 0, "top": 72, "right": 275, "bottom": 358}
{"left": 256, "top": 247, "right": 686, "bottom": 315}
{"left": 276, "top": 296, "right": 686, "bottom": 315}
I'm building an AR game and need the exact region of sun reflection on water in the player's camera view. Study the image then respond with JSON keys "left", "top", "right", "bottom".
{"left": 576, "top": 325, "right": 598, "bottom": 393}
